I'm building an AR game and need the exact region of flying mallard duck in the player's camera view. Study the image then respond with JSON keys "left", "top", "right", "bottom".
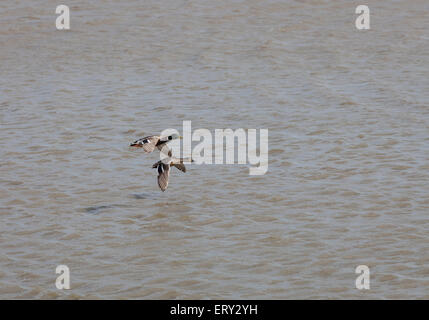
{"left": 129, "top": 134, "right": 182, "bottom": 154}
{"left": 152, "top": 157, "right": 193, "bottom": 191}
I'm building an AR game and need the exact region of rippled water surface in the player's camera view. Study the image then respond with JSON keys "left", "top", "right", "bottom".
{"left": 1, "top": 0, "right": 428, "bottom": 299}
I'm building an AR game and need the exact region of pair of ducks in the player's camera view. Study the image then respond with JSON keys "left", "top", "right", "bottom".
{"left": 130, "top": 134, "right": 193, "bottom": 191}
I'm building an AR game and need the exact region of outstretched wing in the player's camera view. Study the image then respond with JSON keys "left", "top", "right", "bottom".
{"left": 172, "top": 163, "right": 186, "bottom": 173}
{"left": 130, "top": 135, "right": 160, "bottom": 153}
{"left": 157, "top": 163, "right": 170, "bottom": 191}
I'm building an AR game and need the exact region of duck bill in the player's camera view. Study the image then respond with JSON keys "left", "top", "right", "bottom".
{"left": 130, "top": 142, "right": 142, "bottom": 147}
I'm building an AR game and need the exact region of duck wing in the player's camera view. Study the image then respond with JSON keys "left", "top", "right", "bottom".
{"left": 157, "top": 163, "right": 170, "bottom": 191}
{"left": 130, "top": 135, "right": 160, "bottom": 153}
{"left": 172, "top": 163, "right": 186, "bottom": 173}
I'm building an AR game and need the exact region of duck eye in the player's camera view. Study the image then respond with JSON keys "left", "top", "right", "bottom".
{"left": 168, "top": 136, "right": 172, "bottom": 140}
